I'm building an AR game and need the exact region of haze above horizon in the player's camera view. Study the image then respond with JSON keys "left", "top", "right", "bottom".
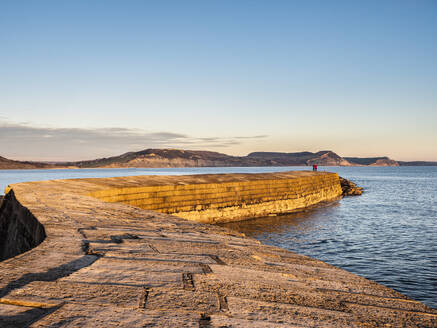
{"left": 1, "top": 0, "right": 436, "bottom": 161}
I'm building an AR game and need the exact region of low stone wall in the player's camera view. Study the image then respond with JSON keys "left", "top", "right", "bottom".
{"left": 88, "top": 171, "right": 342, "bottom": 223}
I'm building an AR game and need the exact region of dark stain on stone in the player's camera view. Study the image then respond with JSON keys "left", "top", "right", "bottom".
{"left": 110, "top": 235, "right": 124, "bottom": 244}
{"left": 182, "top": 272, "right": 195, "bottom": 291}
{"left": 198, "top": 313, "right": 211, "bottom": 328}
{"left": 218, "top": 294, "right": 229, "bottom": 311}
{"left": 138, "top": 286, "right": 149, "bottom": 309}
{"left": 110, "top": 233, "right": 140, "bottom": 244}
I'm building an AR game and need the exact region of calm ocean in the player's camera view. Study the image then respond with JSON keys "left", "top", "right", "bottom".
{"left": 1, "top": 166, "right": 436, "bottom": 308}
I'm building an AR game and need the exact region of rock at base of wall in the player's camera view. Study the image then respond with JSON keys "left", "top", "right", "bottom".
{"left": 340, "top": 177, "right": 363, "bottom": 196}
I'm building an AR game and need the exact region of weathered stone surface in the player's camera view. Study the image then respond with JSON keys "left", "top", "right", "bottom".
{"left": 0, "top": 172, "right": 435, "bottom": 327}
{"left": 86, "top": 171, "right": 343, "bottom": 223}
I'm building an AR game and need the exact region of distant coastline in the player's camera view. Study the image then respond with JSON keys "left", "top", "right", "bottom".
{"left": 1, "top": 149, "right": 436, "bottom": 170}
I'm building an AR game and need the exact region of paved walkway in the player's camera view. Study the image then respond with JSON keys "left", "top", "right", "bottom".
{"left": 0, "top": 175, "right": 436, "bottom": 327}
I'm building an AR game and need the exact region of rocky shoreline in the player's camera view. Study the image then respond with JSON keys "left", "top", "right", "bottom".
{"left": 340, "top": 177, "right": 363, "bottom": 196}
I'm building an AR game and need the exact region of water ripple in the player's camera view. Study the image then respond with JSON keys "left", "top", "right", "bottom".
{"left": 222, "top": 166, "right": 437, "bottom": 309}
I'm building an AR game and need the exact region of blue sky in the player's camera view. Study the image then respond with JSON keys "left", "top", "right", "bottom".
{"left": 1, "top": 0, "right": 436, "bottom": 161}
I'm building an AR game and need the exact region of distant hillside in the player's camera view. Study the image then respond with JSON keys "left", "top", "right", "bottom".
{"left": 67, "top": 149, "right": 271, "bottom": 168}
{"left": 398, "top": 161, "right": 437, "bottom": 166}
{"left": 247, "top": 150, "right": 352, "bottom": 166}
{"left": 0, "top": 156, "right": 57, "bottom": 169}
{"left": 1, "top": 149, "right": 435, "bottom": 170}
{"left": 70, "top": 149, "right": 354, "bottom": 168}
{"left": 345, "top": 157, "right": 399, "bottom": 166}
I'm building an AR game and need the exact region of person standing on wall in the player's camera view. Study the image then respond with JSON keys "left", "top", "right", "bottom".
{"left": 312, "top": 164, "right": 318, "bottom": 171}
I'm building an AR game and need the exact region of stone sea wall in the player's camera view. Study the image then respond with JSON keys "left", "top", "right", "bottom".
{"left": 88, "top": 171, "right": 342, "bottom": 223}
{"left": 1, "top": 172, "right": 436, "bottom": 326}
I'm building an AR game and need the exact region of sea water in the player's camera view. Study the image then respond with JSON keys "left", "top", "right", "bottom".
{"left": 1, "top": 166, "right": 436, "bottom": 308}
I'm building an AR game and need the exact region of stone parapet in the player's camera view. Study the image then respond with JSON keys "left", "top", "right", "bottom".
{"left": 87, "top": 171, "right": 342, "bottom": 223}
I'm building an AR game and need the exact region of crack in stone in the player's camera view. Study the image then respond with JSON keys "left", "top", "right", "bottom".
{"left": 200, "top": 264, "right": 212, "bottom": 274}
{"left": 148, "top": 244, "right": 160, "bottom": 253}
{"left": 208, "top": 255, "right": 226, "bottom": 265}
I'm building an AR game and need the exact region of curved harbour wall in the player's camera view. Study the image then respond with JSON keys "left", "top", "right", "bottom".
{"left": 0, "top": 171, "right": 341, "bottom": 261}
{"left": 87, "top": 171, "right": 342, "bottom": 223}
{"left": 1, "top": 171, "right": 436, "bottom": 327}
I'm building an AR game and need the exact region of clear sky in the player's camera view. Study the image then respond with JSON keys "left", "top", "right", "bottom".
{"left": 1, "top": 0, "right": 436, "bottom": 161}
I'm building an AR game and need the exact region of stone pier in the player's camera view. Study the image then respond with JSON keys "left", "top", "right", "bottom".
{"left": 86, "top": 171, "right": 342, "bottom": 223}
{"left": 0, "top": 171, "right": 436, "bottom": 327}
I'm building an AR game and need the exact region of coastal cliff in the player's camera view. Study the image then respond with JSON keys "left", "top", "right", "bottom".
{"left": 345, "top": 156, "right": 399, "bottom": 166}
{"left": 247, "top": 150, "right": 353, "bottom": 166}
